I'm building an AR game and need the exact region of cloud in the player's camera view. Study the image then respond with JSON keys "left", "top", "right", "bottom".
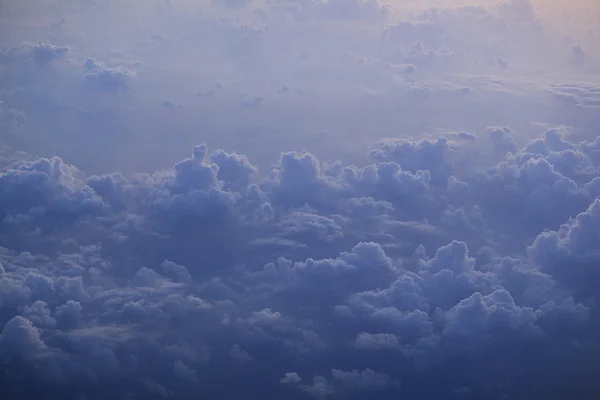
{"left": 549, "top": 83, "right": 600, "bottom": 108}
{"left": 528, "top": 199, "right": 600, "bottom": 297}
{"left": 2, "top": 126, "right": 600, "bottom": 399}
{"left": 369, "top": 137, "right": 453, "bottom": 184}
{"left": 161, "top": 99, "right": 185, "bottom": 110}
{"left": 0, "top": 156, "right": 106, "bottom": 233}
{"left": 229, "top": 344, "right": 254, "bottom": 362}
{"left": 281, "top": 371, "right": 302, "bottom": 384}
{"left": 33, "top": 42, "right": 69, "bottom": 66}
{"left": 330, "top": 368, "right": 396, "bottom": 391}
{"left": 172, "top": 359, "right": 199, "bottom": 383}
{"left": 2, "top": 0, "right": 600, "bottom": 399}
{"left": 0, "top": 316, "right": 48, "bottom": 359}
{"left": 82, "top": 58, "right": 134, "bottom": 92}
{"left": 300, "top": 376, "right": 335, "bottom": 400}
{"left": 354, "top": 332, "right": 401, "bottom": 350}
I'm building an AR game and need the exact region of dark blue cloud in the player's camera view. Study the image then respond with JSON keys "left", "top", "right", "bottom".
{"left": 1, "top": 126, "right": 600, "bottom": 399}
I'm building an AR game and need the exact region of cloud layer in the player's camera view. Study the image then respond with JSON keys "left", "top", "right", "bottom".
{"left": 1, "top": 0, "right": 600, "bottom": 399}
{"left": 2, "top": 125, "right": 600, "bottom": 399}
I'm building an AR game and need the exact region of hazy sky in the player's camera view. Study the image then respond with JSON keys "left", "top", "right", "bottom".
{"left": 1, "top": 0, "right": 598, "bottom": 173}
{"left": 1, "top": 1, "right": 600, "bottom": 400}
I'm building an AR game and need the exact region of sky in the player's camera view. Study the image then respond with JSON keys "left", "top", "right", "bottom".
{"left": 0, "top": 0, "right": 599, "bottom": 399}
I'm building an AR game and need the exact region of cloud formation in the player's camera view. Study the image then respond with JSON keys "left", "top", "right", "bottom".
{"left": 1, "top": 0, "right": 600, "bottom": 399}
{"left": 1, "top": 124, "right": 600, "bottom": 398}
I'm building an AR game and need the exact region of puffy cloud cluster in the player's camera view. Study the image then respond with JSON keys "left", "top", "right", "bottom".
{"left": 1, "top": 124, "right": 600, "bottom": 399}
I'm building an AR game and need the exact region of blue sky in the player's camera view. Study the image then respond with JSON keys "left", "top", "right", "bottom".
{"left": 1, "top": 1, "right": 600, "bottom": 399}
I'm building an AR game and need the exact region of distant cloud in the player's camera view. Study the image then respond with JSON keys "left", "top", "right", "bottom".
{"left": 83, "top": 57, "right": 134, "bottom": 92}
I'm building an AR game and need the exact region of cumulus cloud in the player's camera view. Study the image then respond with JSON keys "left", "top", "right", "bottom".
{"left": 1, "top": 125, "right": 599, "bottom": 398}
{"left": 33, "top": 42, "right": 69, "bottom": 66}
{"left": 82, "top": 58, "right": 134, "bottom": 92}
{"left": 229, "top": 344, "right": 254, "bottom": 362}
{"left": 0, "top": 316, "right": 48, "bottom": 359}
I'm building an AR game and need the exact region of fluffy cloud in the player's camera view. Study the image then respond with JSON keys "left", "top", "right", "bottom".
{"left": 1, "top": 124, "right": 599, "bottom": 398}
{"left": 82, "top": 58, "right": 134, "bottom": 92}
{"left": 32, "top": 42, "right": 69, "bottom": 66}
{"left": 528, "top": 199, "right": 600, "bottom": 297}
